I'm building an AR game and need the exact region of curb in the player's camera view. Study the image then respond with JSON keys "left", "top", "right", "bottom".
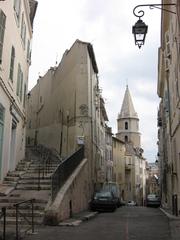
{"left": 81, "top": 211, "right": 98, "bottom": 221}
{"left": 160, "top": 208, "right": 180, "bottom": 221}
{"left": 58, "top": 211, "right": 98, "bottom": 227}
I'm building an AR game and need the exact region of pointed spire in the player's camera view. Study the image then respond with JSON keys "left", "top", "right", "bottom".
{"left": 118, "top": 85, "right": 138, "bottom": 119}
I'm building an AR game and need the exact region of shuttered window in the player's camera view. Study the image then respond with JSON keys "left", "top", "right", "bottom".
{"left": 0, "top": 104, "right": 4, "bottom": 124}
{"left": 16, "top": 64, "right": 24, "bottom": 102}
{"left": 0, "top": 9, "right": 6, "bottom": 63}
{"left": 19, "top": 71, "right": 23, "bottom": 101}
{"left": 21, "top": 13, "right": 26, "bottom": 48}
{"left": 9, "top": 46, "right": 15, "bottom": 82}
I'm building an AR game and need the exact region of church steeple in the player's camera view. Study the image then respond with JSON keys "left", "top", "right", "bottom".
{"left": 116, "top": 86, "right": 141, "bottom": 148}
{"left": 118, "top": 85, "right": 138, "bottom": 119}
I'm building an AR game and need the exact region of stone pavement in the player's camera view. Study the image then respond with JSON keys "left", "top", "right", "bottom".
{"left": 160, "top": 208, "right": 180, "bottom": 240}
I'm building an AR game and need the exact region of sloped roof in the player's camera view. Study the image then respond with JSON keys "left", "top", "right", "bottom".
{"left": 118, "top": 85, "right": 138, "bottom": 119}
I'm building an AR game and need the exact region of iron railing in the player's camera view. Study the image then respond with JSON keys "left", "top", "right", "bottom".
{"left": 14, "top": 199, "right": 35, "bottom": 240}
{"left": 0, "top": 207, "right": 6, "bottom": 240}
{"left": 51, "top": 146, "right": 85, "bottom": 201}
{"left": 31, "top": 145, "right": 60, "bottom": 190}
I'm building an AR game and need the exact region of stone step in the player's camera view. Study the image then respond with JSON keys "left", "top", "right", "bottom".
{"left": 0, "top": 203, "right": 46, "bottom": 211}
{"left": 4, "top": 176, "right": 19, "bottom": 182}
{"left": 4, "top": 209, "right": 44, "bottom": 218}
{"left": 29, "top": 163, "right": 59, "bottom": 167}
{"left": 0, "top": 216, "right": 44, "bottom": 225}
{"left": 7, "top": 171, "right": 25, "bottom": 177}
{"left": 20, "top": 175, "right": 51, "bottom": 180}
{"left": 3, "top": 181, "right": 18, "bottom": 186}
{"left": 21, "top": 173, "right": 53, "bottom": 179}
{"left": 16, "top": 167, "right": 28, "bottom": 171}
{"left": 27, "top": 167, "right": 56, "bottom": 173}
{"left": 0, "top": 197, "right": 47, "bottom": 204}
{"left": 15, "top": 185, "right": 51, "bottom": 191}
{"left": 0, "top": 197, "right": 24, "bottom": 203}
{"left": 18, "top": 180, "right": 51, "bottom": 185}
{"left": 26, "top": 169, "right": 54, "bottom": 173}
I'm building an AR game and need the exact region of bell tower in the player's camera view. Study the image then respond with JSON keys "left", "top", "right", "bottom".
{"left": 116, "top": 86, "right": 141, "bottom": 148}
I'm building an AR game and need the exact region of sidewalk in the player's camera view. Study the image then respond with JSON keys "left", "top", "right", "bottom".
{"left": 58, "top": 210, "right": 98, "bottom": 226}
{"left": 160, "top": 208, "right": 180, "bottom": 240}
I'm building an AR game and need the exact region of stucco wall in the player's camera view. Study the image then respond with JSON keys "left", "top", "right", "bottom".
{"left": 0, "top": 0, "right": 35, "bottom": 181}
{"left": 44, "top": 158, "right": 89, "bottom": 225}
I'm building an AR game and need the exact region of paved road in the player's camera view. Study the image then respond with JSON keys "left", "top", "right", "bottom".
{"left": 24, "top": 207, "right": 171, "bottom": 240}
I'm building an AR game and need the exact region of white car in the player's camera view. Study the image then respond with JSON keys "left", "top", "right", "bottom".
{"left": 127, "top": 200, "right": 137, "bottom": 206}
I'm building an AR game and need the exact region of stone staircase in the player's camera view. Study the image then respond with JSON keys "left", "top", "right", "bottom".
{"left": 0, "top": 147, "right": 61, "bottom": 236}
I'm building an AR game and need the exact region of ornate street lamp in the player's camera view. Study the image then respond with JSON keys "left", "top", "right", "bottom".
{"left": 132, "top": 3, "right": 176, "bottom": 48}
{"left": 132, "top": 19, "right": 148, "bottom": 49}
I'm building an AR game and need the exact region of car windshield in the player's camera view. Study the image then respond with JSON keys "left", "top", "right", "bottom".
{"left": 148, "top": 194, "right": 158, "bottom": 199}
{"left": 95, "top": 191, "right": 112, "bottom": 198}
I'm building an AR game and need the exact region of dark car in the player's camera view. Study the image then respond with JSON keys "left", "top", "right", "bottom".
{"left": 146, "top": 194, "right": 161, "bottom": 207}
{"left": 89, "top": 190, "right": 118, "bottom": 212}
{"left": 102, "top": 182, "right": 121, "bottom": 207}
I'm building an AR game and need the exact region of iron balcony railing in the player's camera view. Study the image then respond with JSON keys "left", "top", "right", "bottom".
{"left": 51, "top": 146, "right": 85, "bottom": 201}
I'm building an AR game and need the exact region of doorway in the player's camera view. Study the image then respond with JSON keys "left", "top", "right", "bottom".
{"left": 9, "top": 120, "right": 17, "bottom": 171}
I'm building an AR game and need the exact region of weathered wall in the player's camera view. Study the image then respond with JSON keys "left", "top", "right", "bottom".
{"left": 44, "top": 158, "right": 89, "bottom": 225}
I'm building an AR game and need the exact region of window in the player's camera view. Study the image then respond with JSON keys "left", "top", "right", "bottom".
{"left": 16, "top": 64, "right": 21, "bottom": 96}
{"left": 20, "top": 71, "right": 23, "bottom": 101}
{"left": 23, "top": 83, "right": 26, "bottom": 107}
{"left": 9, "top": 46, "right": 15, "bottom": 82}
{"left": 27, "top": 40, "right": 31, "bottom": 63}
{"left": 16, "top": 64, "right": 23, "bottom": 101}
{"left": 0, "top": 104, "right": 4, "bottom": 123}
{"left": 14, "top": 0, "right": 21, "bottom": 23}
{"left": 125, "top": 135, "right": 128, "bottom": 142}
{"left": 125, "top": 121, "right": 128, "bottom": 130}
{"left": 21, "top": 13, "right": 26, "bottom": 48}
{"left": 0, "top": 9, "right": 6, "bottom": 63}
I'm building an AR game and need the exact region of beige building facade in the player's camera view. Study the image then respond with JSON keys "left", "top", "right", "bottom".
{"left": 0, "top": 0, "right": 37, "bottom": 182}
{"left": 27, "top": 39, "right": 108, "bottom": 196}
{"left": 147, "top": 162, "right": 160, "bottom": 196}
{"left": 157, "top": 0, "right": 180, "bottom": 215}
{"left": 112, "top": 136, "right": 126, "bottom": 201}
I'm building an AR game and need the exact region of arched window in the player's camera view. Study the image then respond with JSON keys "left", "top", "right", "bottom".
{"left": 125, "top": 135, "right": 128, "bottom": 142}
{"left": 125, "top": 121, "right": 128, "bottom": 130}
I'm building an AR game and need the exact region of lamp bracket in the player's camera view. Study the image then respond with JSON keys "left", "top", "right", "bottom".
{"left": 133, "top": 3, "right": 176, "bottom": 19}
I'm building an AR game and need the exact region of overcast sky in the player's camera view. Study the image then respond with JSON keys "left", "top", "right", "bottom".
{"left": 29, "top": 0, "right": 161, "bottom": 162}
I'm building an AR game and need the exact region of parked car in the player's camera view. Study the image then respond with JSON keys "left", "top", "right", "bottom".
{"left": 89, "top": 190, "right": 118, "bottom": 212}
{"left": 146, "top": 194, "right": 161, "bottom": 207}
{"left": 102, "top": 182, "right": 121, "bottom": 207}
{"left": 127, "top": 200, "right": 137, "bottom": 206}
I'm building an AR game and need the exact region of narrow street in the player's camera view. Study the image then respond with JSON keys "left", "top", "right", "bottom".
{"left": 24, "top": 207, "right": 171, "bottom": 240}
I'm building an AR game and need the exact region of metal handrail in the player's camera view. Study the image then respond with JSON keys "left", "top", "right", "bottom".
{"left": 0, "top": 207, "right": 6, "bottom": 240}
{"left": 37, "top": 149, "right": 51, "bottom": 190}
{"left": 14, "top": 199, "right": 35, "bottom": 240}
{"left": 26, "top": 144, "right": 62, "bottom": 190}
{"left": 51, "top": 146, "right": 85, "bottom": 201}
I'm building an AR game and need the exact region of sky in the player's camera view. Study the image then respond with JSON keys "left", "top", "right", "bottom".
{"left": 28, "top": 0, "right": 162, "bottom": 162}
